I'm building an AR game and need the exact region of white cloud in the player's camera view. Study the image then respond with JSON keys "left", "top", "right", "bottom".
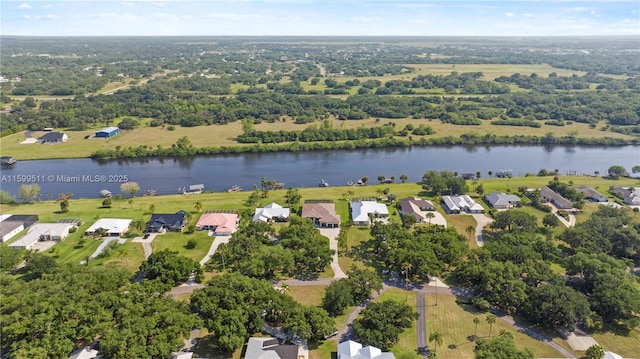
{"left": 120, "top": 2, "right": 134, "bottom": 6}
{"left": 24, "top": 14, "right": 58, "bottom": 20}
{"left": 408, "top": 18, "right": 429, "bottom": 25}
{"left": 567, "top": 7, "right": 590, "bottom": 12}
{"left": 505, "top": 12, "right": 515, "bottom": 17}
{"left": 39, "top": 4, "right": 54, "bottom": 10}
{"left": 23, "top": 14, "right": 31, "bottom": 19}
{"left": 523, "top": 13, "right": 534, "bottom": 18}
{"left": 17, "top": 3, "right": 32, "bottom": 10}
{"left": 181, "top": 15, "right": 193, "bottom": 20}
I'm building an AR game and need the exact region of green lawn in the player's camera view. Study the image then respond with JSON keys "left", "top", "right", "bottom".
{"left": 591, "top": 327, "right": 640, "bottom": 358}
{"left": 425, "top": 295, "right": 570, "bottom": 359}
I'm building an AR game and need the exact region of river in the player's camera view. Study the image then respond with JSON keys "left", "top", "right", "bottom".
{"left": 1, "top": 145, "right": 638, "bottom": 198}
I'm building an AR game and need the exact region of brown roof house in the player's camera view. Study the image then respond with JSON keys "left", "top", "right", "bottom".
{"left": 302, "top": 201, "right": 340, "bottom": 228}
{"left": 398, "top": 197, "right": 435, "bottom": 223}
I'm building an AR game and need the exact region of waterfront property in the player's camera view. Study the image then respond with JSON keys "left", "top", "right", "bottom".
{"left": 338, "top": 340, "right": 395, "bottom": 359}
{"left": 84, "top": 218, "right": 132, "bottom": 237}
{"left": 0, "top": 214, "right": 38, "bottom": 242}
{"left": 245, "top": 337, "right": 302, "bottom": 359}
{"left": 38, "top": 132, "right": 68, "bottom": 144}
{"left": 146, "top": 210, "right": 188, "bottom": 232}
{"left": 397, "top": 197, "right": 435, "bottom": 223}
{"left": 183, "top": 184, "right": 204, "bottom": 194}
{"left": 253, "top": 202, "right": 290, "bottom": 223}
{"left": 350, "top": 200, "right": 389, "bottom": 226}
{"left": 540, "top": 186, "right": 573, "bottom": 209}
{"left": 195, "top": 212, "right": 239, "bottom": 235}
{"left": 442, "top": 195, "right": 484, "bottom": 214}
{"left": 484, "top": 192, "right": 522, "bottom": 209}
{"left": 94, "top": 126, "right": 120, "bottom": 138}
{"left": 301, "top": 200, "right": 340, "bottom": 228}
{"left": 576, "top": 185, "right": 608, "bottom": 202}
{"left": 9, "top": 223, "right": 76, "bottom": 250}
{"left": 610, "top": 186, "right": 640, "bottom": 206}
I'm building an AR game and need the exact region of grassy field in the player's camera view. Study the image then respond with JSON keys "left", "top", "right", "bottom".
{"left": 425, "top": 295, "right": 570, "bottom": 359}
{"left": 1, "top": 113, "right": 635, "bottom": 161}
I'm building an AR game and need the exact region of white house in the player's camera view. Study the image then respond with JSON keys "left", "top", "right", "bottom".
{"left": 337, "top": 340, "right": 395, "bottom": 359}
{"left": 442, "top": 195, "right": 484, "bottom": 214}
{"left": 350, "top": 200, "right": 389, "bottom": 226}
{"left": 85, "top": 218, "right": 132, "bottom": 237}
{"left": 0, "top": 214, "right": 39, "bottom": 242}
{"left": 253, "top": 202, "right": 290, "bottom": 223}
{"left": 10, "top": 223, "right": 76, "bottom": 250}
{"left": 69, "top": 347, "right": 99, "bottom": 359}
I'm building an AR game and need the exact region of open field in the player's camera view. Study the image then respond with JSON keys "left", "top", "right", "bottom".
{"left": 1, "top": 116, "right": 635, "bottom": 161}
{"left": 425, "top": 295, "right": 570, "bottom": 359}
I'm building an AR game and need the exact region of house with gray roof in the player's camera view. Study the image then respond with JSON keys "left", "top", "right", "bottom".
{"left": 576, "top": 185, "right": 608, "bottom": 202}
{"left": 245, "top": 337, "right": 301, "bottom": 359}
{"left": 610, "top": 186, "right": 640, "bottom": 205}
{"left": 540, "top": 186, "right": 573, "bottom": 209}
{"left": 441, "top": 195, "right": 484, "bottom": 214}
{"left": 484, "top": 192, "right": 522, "bottom": 209}
{"left": 9, "top": 223, "right": 77, "bottom": 250}
{"left": 146, "top": 210, "right": 187, "bottom": 232}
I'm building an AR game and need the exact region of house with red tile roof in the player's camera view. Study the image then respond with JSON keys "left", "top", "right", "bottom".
{"left": 196, "top": 212, "right": 239, "bottom": 236}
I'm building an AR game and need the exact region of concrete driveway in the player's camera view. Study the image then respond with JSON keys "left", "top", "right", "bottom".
{"left": 470, "top": 213, "right": 493, "bottom": 247}
{"left": 319, "top": 227, "right": 347, "bottom": 278}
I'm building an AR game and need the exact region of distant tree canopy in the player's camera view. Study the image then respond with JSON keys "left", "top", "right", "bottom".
{"left": 422, "top": 170, "right": 468, "bottom": 195}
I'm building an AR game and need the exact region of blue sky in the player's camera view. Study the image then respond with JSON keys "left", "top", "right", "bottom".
{"left": 1, "top": 1, "right": 638, "bottom": 36}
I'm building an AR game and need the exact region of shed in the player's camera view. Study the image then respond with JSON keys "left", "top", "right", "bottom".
{"left": 95, "top": 126, "right": 120, "bottom": 138}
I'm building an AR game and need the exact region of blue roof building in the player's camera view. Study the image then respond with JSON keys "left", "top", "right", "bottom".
{"left": 95, "top": 127, "right": 119, "bottom": 138}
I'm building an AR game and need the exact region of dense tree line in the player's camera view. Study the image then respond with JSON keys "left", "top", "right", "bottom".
{"left": 221, "top": 217, "right": 333, "bottom": 279}
{"left": 189, "top": 273, "right": 335, "bottom": 352}
{"left": 368, "top": 223, "right": 468, "bottom": 281}
{"left": 238, "top": 124, "right": 398, "bottom": 143}
{"left": 453, "top": 208, "right": 640, "bottom": 332}
{"left": 1, "top": 265, "right": 199, "bottom": 359}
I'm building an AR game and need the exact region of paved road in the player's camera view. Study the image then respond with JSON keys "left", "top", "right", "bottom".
{"left": 319, "top": 228, "right": 347, "bottom": 279}
{"left": 416, "top": 293, "right": 428, "bottom": 357}
{"left": 470, "top": 213, "right": 494, "bottom": 247}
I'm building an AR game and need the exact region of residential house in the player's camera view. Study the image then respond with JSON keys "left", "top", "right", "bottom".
{"left": 9, "top": 223, "right": 76, "bottom": 250}
{"left": 95, "top": 126, "right": 119, "bottom": 138}
{"left": 0, "top": 214, "right": 38, "bottom": 242}
{"left": 146, "top": 210, "right": 188, "bottom": 233}
{"left": 244, "top": 337, "right": 302, "bottom": 359}
{"left": 350, "top": 200, "right": 389, "bottom": 226}
{"left": 603, "top": 352, "right": 623, "bottom": 359}
{"left": 301, "top": 201, "right": 340, "bottom": 228}
{"left": 253, "top": 202, "right": 290, "bottom": 223}
{"left": 576, "top": 185, "right": 608, "bottom": 202}
{"left": 484, "top": 192, "right": 522, "bottom": 209}
{"left": 398, "top": 197, "right": 435, "bottom": 223}
{"left": 85, "top": 218, "right": 132, "bottom": 237}
{"left": 196, "top": 212, "right": 239, "bottom": 235}
{"left": 39, "top": 132, "right": 69, "bottom": 144}
{"left": 337, "top": 340, "right": 395, "bottom": 359}
{"left": 441, "top": 195, "right": 484, "bottom": 214}
{"left": 610, "top": 186, "right": 640, "bottom": 205}
{"left": 540, "top": 186, "right": 573, "bottom": 209}
{"left": 69, "top": 347, "right": 99, "bottom": 359}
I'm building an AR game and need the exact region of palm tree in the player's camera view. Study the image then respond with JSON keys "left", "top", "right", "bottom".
{"left": 594, "top": 170, "right": 600, "bottom": 177}
{"left": 486, "top": 314, "right": 496, "bottom": 336}
{"left": 465, "top": 225, "right": 475, "bottom": 242}
{"left": 473, "top": 317, "right": 481, "bottom": 337}
{"left": 425, "top": 212, "right": 435, "bottom": 226}
{"left": 428, "top": 331, "right": 443, "bottom": 351}
{"left": 194, "top": 200, "right": 203, "bottom": 212}
{"left": 400, "top": 174, "right": 408, "bottom": 183}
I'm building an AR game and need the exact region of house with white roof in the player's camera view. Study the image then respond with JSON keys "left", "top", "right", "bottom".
{"left": 244, "top": 337, "right": 302, "bottom": 359}
{"left": 10, "top": 223, "right": 76, "bottom": 250}
{"left": 85, "top": 218, "right": 132, "bottom": 237}
{"left": 442, "top": 195, "right": 484, "bottom": 214}
{"left": 337, "top": 340, "right": 394, "bottom": 359}
{"left": 350, "top": 200, "right": 389, "bottom": 226}
{"left": 484, "top": 192, "right": 522, "bottom": 209}
{"left": 69, "top": 347, "right": 99, "bottom": 359}
{"left": 253, "top": 203, "right": 290, "bottom": 223}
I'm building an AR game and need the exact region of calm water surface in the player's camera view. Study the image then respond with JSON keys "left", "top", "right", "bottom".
{"left": 1, "top": 145, "right": 638, "bottom": 198}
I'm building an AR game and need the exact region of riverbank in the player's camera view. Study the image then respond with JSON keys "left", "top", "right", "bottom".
{"left": 1, "top": 117, "right": 636, "bottom": 160}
